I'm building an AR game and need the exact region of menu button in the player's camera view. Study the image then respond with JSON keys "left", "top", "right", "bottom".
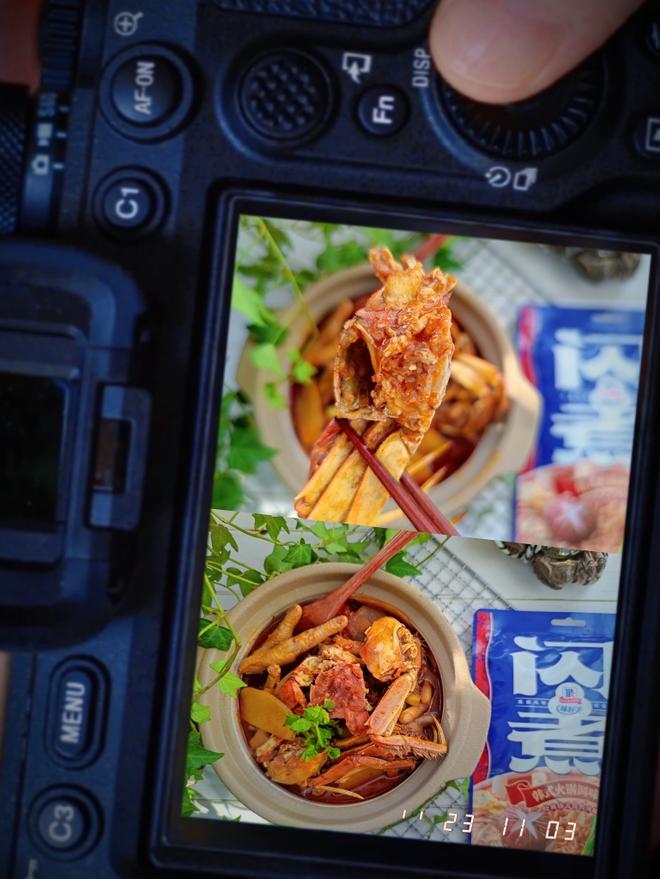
{"left": 47, "top": 660, "right": 106, "bottom": 767}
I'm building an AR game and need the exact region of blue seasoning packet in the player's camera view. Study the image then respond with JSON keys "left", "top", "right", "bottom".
{"left": 470, "top": 609, "right": 615, "bottom": 854}
{"left": 515, "top": 304, "right": 644, "bottom": 551}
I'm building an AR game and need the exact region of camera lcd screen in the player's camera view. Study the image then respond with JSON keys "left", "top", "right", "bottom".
{"left": 0, "top": 372, "right": 66, "bottom": 528}
{"left": 180, "top": 217, "right": 652, "bottom": 858}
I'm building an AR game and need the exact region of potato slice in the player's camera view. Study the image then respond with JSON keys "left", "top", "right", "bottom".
{"left": 292, "top": 381, "right": 326, "bottom": 452}
{"left": 239, "top": 687, "right": 296, "bottom": 741}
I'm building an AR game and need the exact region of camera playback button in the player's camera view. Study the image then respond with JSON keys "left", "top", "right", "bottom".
{"left": 634, "top": 115, "right": 660, "bottom": 157}
{"left": 356, "top": 86, "right": 409, "bottom": 136}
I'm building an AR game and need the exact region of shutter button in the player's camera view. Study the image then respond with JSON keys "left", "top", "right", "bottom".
{"left": 111, "top": 55, "right": 182, "bottom": 126}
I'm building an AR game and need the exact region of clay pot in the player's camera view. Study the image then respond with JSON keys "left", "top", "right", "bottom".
{"left": 198, "top": 562, "right": 490, "bottom": 832}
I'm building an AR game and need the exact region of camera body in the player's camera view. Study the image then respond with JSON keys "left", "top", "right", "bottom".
{"left": 1, "top": 1, "right": 660, "bottom": 878}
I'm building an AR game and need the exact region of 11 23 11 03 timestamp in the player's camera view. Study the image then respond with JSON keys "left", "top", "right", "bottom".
{"left": 442, "top": 812, "right": 578, "bottom": 841}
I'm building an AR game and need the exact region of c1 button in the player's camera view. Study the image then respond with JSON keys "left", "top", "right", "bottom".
{"left": 103, "top": 178, "right": 155, "bottom": 229}
{"left": 95, "top": 169, "right": 167, "bottom": 239}
{"left": 111, "top": 55, "right": 182, "bottom": 126}
{"left": 357, "top": 86, "right": 409, "bottom": 136}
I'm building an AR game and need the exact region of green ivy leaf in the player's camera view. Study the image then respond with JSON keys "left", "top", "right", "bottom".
{"left": 431, "top": 246, "right": 462, "bottom": 273}
{"left": 385, "top": 552, "right": 422, "bottom": 578}
{"left": 316, "top": 239, "right": 366, "bottom": 274}
{"left": 227, "top": 427, "right": 276, "bottom": 475}
{"left": 181, "top": 785, "right": 197, "bottom": 817}
{"left": 446, "top": 777, "right": 470, "bottom": 798}
{"left": 232, "top": 276, "right": 275, "bottom": 326}
{"left": 186, "top": 731, "right": 223, "bottom": 775}
{"left": 210, "top": 523, "right": 239, "bottom": 553}
{"left": 225, "top": 566, "right": 265, "bottom": 597}
{"left": 250, "top": 342, "right": 285, "bottom": 378}
{"left": 288, "top": 350, "right": 317, "bottom": 384}
{"left": 248, "top": 321, "right": 288, "bottom": 346}
{"left": 263, "top": 381, "right": 287, "bottom": 410}
{"left": 198, "top": 619, "right": 234, "bottom": 650}
{"left": 282, "top": 542, "right": 315, "bottom": 568}
{"left": 191, "top": 701, "right": 211, "bottom": 724}
{"left": 212, "top": 472, "right": 243, "bottom": 510}
{"left": 253, "top": 513, "right": 289, "bottom": 541}
{"left": 217, "top": 672, "right": 247, "bottom": 698}
{"left": 263, "top": 543, "right": 292, "bottom": 574}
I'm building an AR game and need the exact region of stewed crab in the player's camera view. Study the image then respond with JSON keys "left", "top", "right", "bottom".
{"left": 237, "top": 598, "right": 446, "bottom": 803}
{"left": 294, "top": 247, "right": 456, "bottom": 526}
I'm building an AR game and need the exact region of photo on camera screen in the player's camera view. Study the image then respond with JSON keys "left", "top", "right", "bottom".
{"left": 216, "top": 217, "right": 650, "bottom": 552}
{"left": 179, "top": 217, "right": 651, "bottom": 856}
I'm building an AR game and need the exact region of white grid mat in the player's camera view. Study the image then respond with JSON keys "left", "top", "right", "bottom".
{"left": 191, "top": 540, "right": 511, "bottom": 842}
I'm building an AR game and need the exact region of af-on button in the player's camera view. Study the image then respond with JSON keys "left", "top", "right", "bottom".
{"left": 111, "top": 55, "right": 182, "bottom": 125}
{"left": 100, "top": 44, "right": 195, "bottom": 141}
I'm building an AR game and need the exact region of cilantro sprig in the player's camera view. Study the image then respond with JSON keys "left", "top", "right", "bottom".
{"left": 285, "top": 701, "right": 343, "bottom": 761}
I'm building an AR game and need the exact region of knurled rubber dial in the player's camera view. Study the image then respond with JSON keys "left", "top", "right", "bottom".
{"left": 440, "top": 55, "right": 604, "bottom": 160}
{"left": 239, "top": 50, "right": 331, "bottom": 142}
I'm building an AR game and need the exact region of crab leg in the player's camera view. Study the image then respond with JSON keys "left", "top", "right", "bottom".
{"left": 367, "top": 670, "right": 417, "bottom": 736}
{"left": 309, "top": 755, "right": 416, "bottom": 788}
{"left": 370, "top": 733, "right": 447, "bottom": 759}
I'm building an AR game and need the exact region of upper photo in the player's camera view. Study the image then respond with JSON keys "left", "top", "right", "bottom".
{"left": 216, "top": 217, "right": 651, "bottom": 552}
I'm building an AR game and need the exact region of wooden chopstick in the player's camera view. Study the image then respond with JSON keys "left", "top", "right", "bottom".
{"left": 337, "top": 419, "right": 459, "bottom": 536}
{"left": 298, "top": 529, "right": 417, "bottom": 630}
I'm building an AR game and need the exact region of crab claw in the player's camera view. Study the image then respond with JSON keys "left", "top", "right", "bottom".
{"left": 360, "top": 617, "right": 421, "bottom": 682}
{"left": 367, "top": 670, "right": 417, "bottom": 736}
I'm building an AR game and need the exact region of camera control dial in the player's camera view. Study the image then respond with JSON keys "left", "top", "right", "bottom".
{"left": 440, "top": 55, "right": 604, "bottom": 161}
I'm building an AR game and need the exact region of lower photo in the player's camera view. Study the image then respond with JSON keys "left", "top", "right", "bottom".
{"left": 182, "top": 512, "right": 617, "bottom": 856}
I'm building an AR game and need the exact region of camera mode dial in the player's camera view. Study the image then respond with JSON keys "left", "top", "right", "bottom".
{"left": 440, "top": 55, "right": 604, "bottom": 160}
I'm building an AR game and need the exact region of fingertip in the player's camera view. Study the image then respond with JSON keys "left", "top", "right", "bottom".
{"left": 429, "top": 0, "right": 644, "bottom": 105}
